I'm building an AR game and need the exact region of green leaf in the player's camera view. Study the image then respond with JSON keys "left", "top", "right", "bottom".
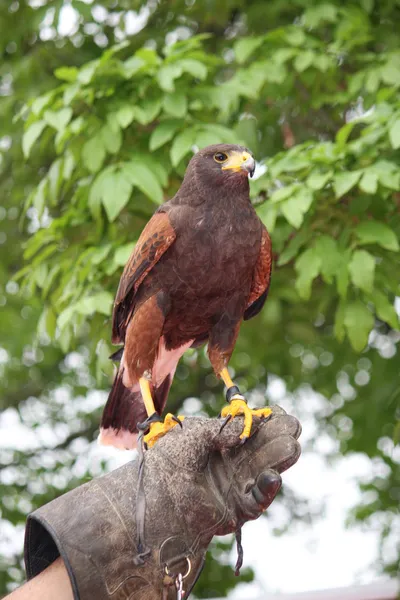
{"left": 129, "top": 153, "right": 169, "bottom": 187}
{"left": 381, "top": 61, "right": 400, "bottom": 85}
{"left": 102, "top": 168, "right": 133, "bottom": 221}
{"left": 304, "top": 3, "right": 337, "bottom": 27}
{"left": 122, "top": 56, "right": 145, "bottom": 78}
{"left": 371, "top": 160, "right": 400, "bottom": 190}
{"left": 355, "top": 221, "right": 399, "bottom": 252}
{"left": 123, "top": 162, "right": 164, "bottom": 205}
{"left": 349, "top": 250, "right": 375, "bottom": 292}
{"left": 54, "top": 66, "right": 78, "bottom": 82}
{"left": 285, "top": 27, "right": 306, "bottom": 46}
{"left": 88, "top": 171, "right": 107, "bottom": 219}
{"left": 77, "top": 61, "right": 97, "bottom": 84}
{"left": 256, "top": 203, "right": 278, "bottom": 232}
{"left": 163, "top": 91, "right": 187, "bottom": 118}
{"left": 314, "top": 55, "right": 332, "bottom": 72}
{"left": 90, "top": 244, "right": 112, "bottom": 265}
{"left": 336, "top": 121, "right": 356, "bottom": 146}
{"left": 370, "top": 290, "right": 399, "bottom": 329}
{"left": 47, "top": 158, "right": 63, "bottom": 205}
{"left": 170, "top": 129, "right": 196, "bottom": 166}
{"left": 195, "top": 130, "right": 224, "bottom": 148}
{"left": 58, "top": 326, "right": 72, "bottom": 353}
{"left": 294, "top": 50, "right": 314, "bottom": 72}
{"left": 315, "top": 236, "right": 342, "bottom": 283}
{"left": 135, "top": 98, "right": 162, "bottom": 125}
{"left": 234, "top": 36, "right": 265, "bottom": 64}
{"left": 344, "top": 301, "right": 374, "bottom": 352}
{"left": 82, "top": 136, "right": 106, "bottom": 173}
{"left": 150, "top": 120, "right": 181, "bottom": 151}
{"left": 365, "top": 69, "right": 380, "bottom": 93}
{"left": 38, "top": 307, "right": 57, "bottom": 339}
{"left": 75, "top": 291, "right": 113, "bottom": 316}
{"left": 22, "top": 121, "right": 46, "bottom": 158}
{"left": 306, "top": 170, "right": 332, "bottom": 191}
{"left": 269, "top": 183, "right": 300, "bottom": 204}
{"left": 101, "top": 123, "right": 122, "bottom": 154}
{"left": 33, "top": 179, "right": 48, "bottom": 218}
{"left": 157, "top": 64, "right": 183, "bottom": 92}
{"left": 114, "top": 243, "right": 135, "bottom": 267}
{"left": 44, "top": 108, "right": 73, "bottom": 131}
{"left": 90, "top": 167, "right": 133, "bottom": 222}
{"left": 31, "top": 92, "right": 54, "bottom": 115}
{"left": 196, "top": 124, "right": 237, "bottom": 145}
{"left": 262, "top": 61, "right": 287, "bottom": 83}
{"left": 63, "top": 151, "right": 75, "bottom": 180}
{"left": 116, "top": 105, "right": 135, "bottom": 129}
{"left": 295, "top": 247, "right": 322, "bottom": 299}
{"left": 63, "top": 83, "right": 80, "bottom": 106}
{"left": 359, "top": 171, "right": 378, "bottom": 194}
{"left": 334, "top": 171, "right": 362, "bottom": 198}
{"left": 272, "top": 48, "right": 297, "bottom": 64}
{"left": 389, "top": 118, "right": 400, "bottom": 149}
{"left": 57, "top": 306, "right": 75, "bottom": 332}
{"left": 336, "top": 262, "right": 349, "bottom": 299}
{"left": 281, "top": 188, "right": 313, "bottom": 228}
{"left": 278, "top": 228, "right": 311, "bottom": 266}
{"left": 178, "top": 59, "right": 208, "bottom": 80}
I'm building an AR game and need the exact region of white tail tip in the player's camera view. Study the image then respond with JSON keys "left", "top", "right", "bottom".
{"left": 98, "top": 427, "right": 138, "bottom": 450}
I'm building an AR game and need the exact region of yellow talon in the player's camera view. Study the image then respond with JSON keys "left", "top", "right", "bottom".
{"left": 220, "top": 398, "right": 272, "bottom": 439}
{"left": 143, "top": 413, "right": 184, "bottom": 448}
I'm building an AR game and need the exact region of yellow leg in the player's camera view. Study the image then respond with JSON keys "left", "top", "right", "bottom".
{"left": 220, "top": 367, "right": 235, "bottom": 389}
{"left": 219, "top": 368, "right": 272, "bottom": 441}
{"left": 139, "top": 377, "right": 156, "bottom": 417}
{"left": 139, "top": 376, "right": 183, "bottom": 448}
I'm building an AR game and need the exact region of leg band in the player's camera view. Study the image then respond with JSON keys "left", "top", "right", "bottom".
{"left": 226, "top": 386, "right": 245, "bottom": 403}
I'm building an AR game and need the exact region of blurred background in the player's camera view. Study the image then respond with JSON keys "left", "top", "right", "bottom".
{"left": 0, "top": 0, "right": 399, "bottom": 597}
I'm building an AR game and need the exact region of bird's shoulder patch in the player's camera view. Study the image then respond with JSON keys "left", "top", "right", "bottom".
{"left": 112, "top": 212, "right": 176, "bottom": 343}
{"left": 244, "top": 228, "right": 272, "bottom": 320}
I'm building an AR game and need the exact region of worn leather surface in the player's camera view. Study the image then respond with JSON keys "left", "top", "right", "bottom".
{"left": 24, "top": 407, "right": 301, "bottom": 599}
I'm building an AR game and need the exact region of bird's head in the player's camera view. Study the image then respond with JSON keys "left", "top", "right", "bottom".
{"left": 183, "top": 144, "right": 256, "bottom": 195}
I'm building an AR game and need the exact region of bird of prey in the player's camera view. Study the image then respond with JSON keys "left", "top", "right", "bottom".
{"left": 99, "top": 144, "right": 272, "bottom": 449}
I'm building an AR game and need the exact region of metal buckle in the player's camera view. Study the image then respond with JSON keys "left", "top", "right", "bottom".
{"left": 165, "top": 557, "right": 192, "bottom": 599}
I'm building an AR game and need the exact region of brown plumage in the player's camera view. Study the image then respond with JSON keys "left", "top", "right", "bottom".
{"left": 99, "top": 144, "right": 272, "bottom": 449}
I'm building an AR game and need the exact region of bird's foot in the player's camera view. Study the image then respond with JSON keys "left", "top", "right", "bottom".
{"left": 220, "top": 392, "right": 272, "bottom": 443}
{"left": 143, "top": 413, "right": 184, "bottom": 448}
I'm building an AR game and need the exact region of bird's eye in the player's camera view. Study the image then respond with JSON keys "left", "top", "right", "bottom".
{"left": 214, "top": 152, "right": 228, "bottom": 163}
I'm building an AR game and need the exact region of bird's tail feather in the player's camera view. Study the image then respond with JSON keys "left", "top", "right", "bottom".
{"left": 98, "top": 367, "right": 174, "bottom": 450}
{"left": 98, "top": 367, "right": 144, "bottom": 449}
{"left": 99, "top": 337, "right": 193, "bottom": 450}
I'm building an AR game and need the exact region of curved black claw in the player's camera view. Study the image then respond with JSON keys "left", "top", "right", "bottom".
{"left": 239, "top": 436, "right": 249, "bottom": 446}
{"left": 171, "top": 415, "right": 183, "bottom": 429}
{"left": 137, "top": 412, "right": 162, "bottom": 433}
{"left": 219, "top": 414, "right": 232, "bottom": 434}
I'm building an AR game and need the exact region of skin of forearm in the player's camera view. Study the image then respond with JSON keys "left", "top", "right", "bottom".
{"left": 5, "top": 557, "right": 73, "bottom": 600}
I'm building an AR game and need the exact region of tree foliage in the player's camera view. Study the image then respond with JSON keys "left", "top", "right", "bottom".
{"left": 0, "top": 0, "right": 399, "bottom": 595}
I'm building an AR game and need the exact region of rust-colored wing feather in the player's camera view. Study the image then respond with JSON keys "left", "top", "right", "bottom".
{"left": 112, "top": 211, "right": 176, "bottom": 343}
{"left": 244, "top": 227, "right": 272, "bottom": 321}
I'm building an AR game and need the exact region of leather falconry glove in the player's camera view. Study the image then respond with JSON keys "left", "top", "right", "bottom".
{"left": 25, "top": 406, "right": 301, "bottom": 600}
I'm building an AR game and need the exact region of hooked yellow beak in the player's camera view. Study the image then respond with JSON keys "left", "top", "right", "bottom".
{"left": 221, "top": 151, "right": 256, "bottom": 178}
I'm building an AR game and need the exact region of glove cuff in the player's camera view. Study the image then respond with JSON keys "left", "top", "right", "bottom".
{"left": 24, "top": 461, "right": 206, "bottom": 600}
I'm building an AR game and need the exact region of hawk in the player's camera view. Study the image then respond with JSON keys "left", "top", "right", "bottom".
{"left": 99, "top": 144, "right": 272, "bottom": 449}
